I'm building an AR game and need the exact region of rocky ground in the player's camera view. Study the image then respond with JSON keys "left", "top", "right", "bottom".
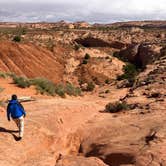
{"left": 0, "top": 21, "right": 165, "bottom": 166}
{"left": 0, "top": 64, "right": 165, "bottom": 166}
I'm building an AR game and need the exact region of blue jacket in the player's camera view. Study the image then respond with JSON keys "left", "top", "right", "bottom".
{"left": 7, "top": 100, "right": 26, "bottom": 120}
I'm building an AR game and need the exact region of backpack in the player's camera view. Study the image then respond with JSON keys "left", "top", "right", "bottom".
{"left": 8, "top": 100, "right": 24, "bottom": 118}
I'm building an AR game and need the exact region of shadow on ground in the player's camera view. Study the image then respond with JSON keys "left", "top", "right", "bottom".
{"left": 0, "top": 127, "right": 21, "bottom": 141}
{"left": 85, "top": 143, "right": 136, "bottom": 166}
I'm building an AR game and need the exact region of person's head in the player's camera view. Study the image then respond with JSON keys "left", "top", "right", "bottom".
{"left": 11, "top": 94, "right": 17, "bottom": 100}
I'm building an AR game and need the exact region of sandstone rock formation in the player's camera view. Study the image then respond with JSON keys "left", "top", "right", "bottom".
{"left": 119, "top": 43, "right": 162, "bottom": 67}
{"left": 0, "top": 41, "right": 64, "bottom": 83}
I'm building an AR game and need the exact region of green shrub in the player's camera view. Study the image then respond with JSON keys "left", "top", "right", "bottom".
{"left": 13, "top": 35, "right": 21, "bottom": 42}
{"left": 0, "top": 72, "right": 8, "bottom": 78}
{"left": 105, "top": 90, "right": 110, "bottom": 94}
{"left": 86, "top": 82, "right": 95, "bottom": 91}
{"left": 105, "top": 101, "right": 129, "bottom": 113}
{"left": 31, "top": 78, "right": 56, "bottom": 96}
{"left": 105, "top": 79, "right": 110, "bottom": 84}
{"left": 65, "top": 82, "right": 81, "bottom": 96}
{"left": 117, "top": 63, "right": 138, "bottom": 86}
{"left": 8, "top": 73, "right": 17, "bottom": 78}
{"left": 32, "top": 79, "right": 81, "bottom": 97}
{"left": 78, "top": 79, "right": 84, "bottom": 85}
{"left": 12, "top": 76, "right": 31, "bottom": 88}
{"left": 123, "top": 63, "right": 138, "bottom": 78}
{"left": 82, "top": 59, "right": 88, "bottom": 64}
{"left": 12, "top": 75, "right": 82, "bottom": 97}
{"left": 84, "top": 53, "right": 90, "bottom": 60}
{"left": 0, "top": 72, "right": 16, "bottom": 79}
{"left": 54, "top": 84, "right": 65, "bottom": 97}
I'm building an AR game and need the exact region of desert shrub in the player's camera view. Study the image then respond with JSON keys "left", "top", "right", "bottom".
{"left": 32, "top": 79, "right": 81, "bottom": 97}
{"left": 105, "top": 79, "right": 110, "bottom": 84}
{"left": 123, "top": 63, "right": 138, "bottom": 77}
{"left": 78, "top": 79, "right": 84, "bottom": 85}
{"left": 54, "top": 84, "right": 65, "bottom": 97}
{"left": 82, "top": 53, "right": 91, "bottom": 64}
{"left": 65, "top": 82, "right": 81, "bottom": 96}
{"left": 13, "top": 76, "right": 55, "bottom": 91}
{"left": 105, "top": 90, "right": 110, "bottom": 94}
{"left": 84, "top": 53, "right": 90, "bottom": 60}
{"left": 0, "top": 72, "right": 8, "bottom": 78}
{"left": 8, "top": 72, "right": 17, "bottom": 78}
{"left": 0, "top": 72, "right": 17, "bottom": 80}
{"left": 117, "top": 63, "right": 138, "bottom": 86}
{"left": 13, "top": 35, "right": 21, "bottom": 42}
{"left": 12, "top": 75, "right": 81, "bottom": 97}
{"left": 82, "top": 59, "right": 88, "bottom": 64}
{"left": 105, "top": 101, "right": 129, "bottom": 113}
{"left": 86, "top": 82, "right": 95, "bottom": 91}
{"left": 0, "top": 72, "right": 16, "bottom": 79}
{"left": 31, "top": 78, "right": 56, "bottom": 96}
{"left": 12, "top": 76, "right": 31, "bottom": 88}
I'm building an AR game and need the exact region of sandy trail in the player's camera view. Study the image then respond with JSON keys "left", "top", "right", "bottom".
{"left": 0, "top": 89, "right": 123, "bottom": 166}
{"left": 0, "top": 77, "right": 132, "bottom": 166}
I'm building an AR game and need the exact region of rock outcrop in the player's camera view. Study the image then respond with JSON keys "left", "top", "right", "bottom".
{"left": 119, "top": 43, "right": 162, "bottom": 67}
{"left": 0, "top": 41, "right": 64, "bottom": 83}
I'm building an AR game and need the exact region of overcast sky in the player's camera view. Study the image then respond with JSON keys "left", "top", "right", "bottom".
{"left": 0, "top": 0, "right": 166, "bottom": 23}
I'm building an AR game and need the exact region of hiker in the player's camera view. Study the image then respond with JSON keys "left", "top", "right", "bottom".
{"left": 7, "top": 94, "right": 26, "bottom": 140}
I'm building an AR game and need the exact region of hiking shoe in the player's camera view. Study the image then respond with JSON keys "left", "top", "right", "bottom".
{"left": 17, "top": 137, "right": 22, "bottom": 141}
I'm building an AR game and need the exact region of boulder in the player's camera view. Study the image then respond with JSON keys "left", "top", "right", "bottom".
{"left": 119, "top": 43, "right": 162, "bottom": 67}
{"left": 119, "top": 44, "right": 140, "bottom": 62}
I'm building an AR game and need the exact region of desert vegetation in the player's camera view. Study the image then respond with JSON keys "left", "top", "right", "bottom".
{"left": 86, "top": 82, "right": 95, "bottom": 91}
{"left": 82, "top": 53, "right": 91, "bottom": 64}
{"left": 13, "top": 35, "right": 21, "bottom": 42}
{"left": 0, "top": 72, "right": 9, "bottom": 78}
{"left": 105, "top": 101, "right": 129, "bottom": 113}
{"left": 12, "top": 75, "right": 81, "bottom": 97}
{"left": 117, "top": 63, "right": 138, "bottom": 87}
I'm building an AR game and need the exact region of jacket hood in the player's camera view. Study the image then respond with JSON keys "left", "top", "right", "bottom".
{"left": 9, "top": 100, "right": 18, "bottom": 104}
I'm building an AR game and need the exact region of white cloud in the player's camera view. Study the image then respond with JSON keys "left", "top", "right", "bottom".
{"left": 0, "top": 0, "right": 166, "bottom": 22}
